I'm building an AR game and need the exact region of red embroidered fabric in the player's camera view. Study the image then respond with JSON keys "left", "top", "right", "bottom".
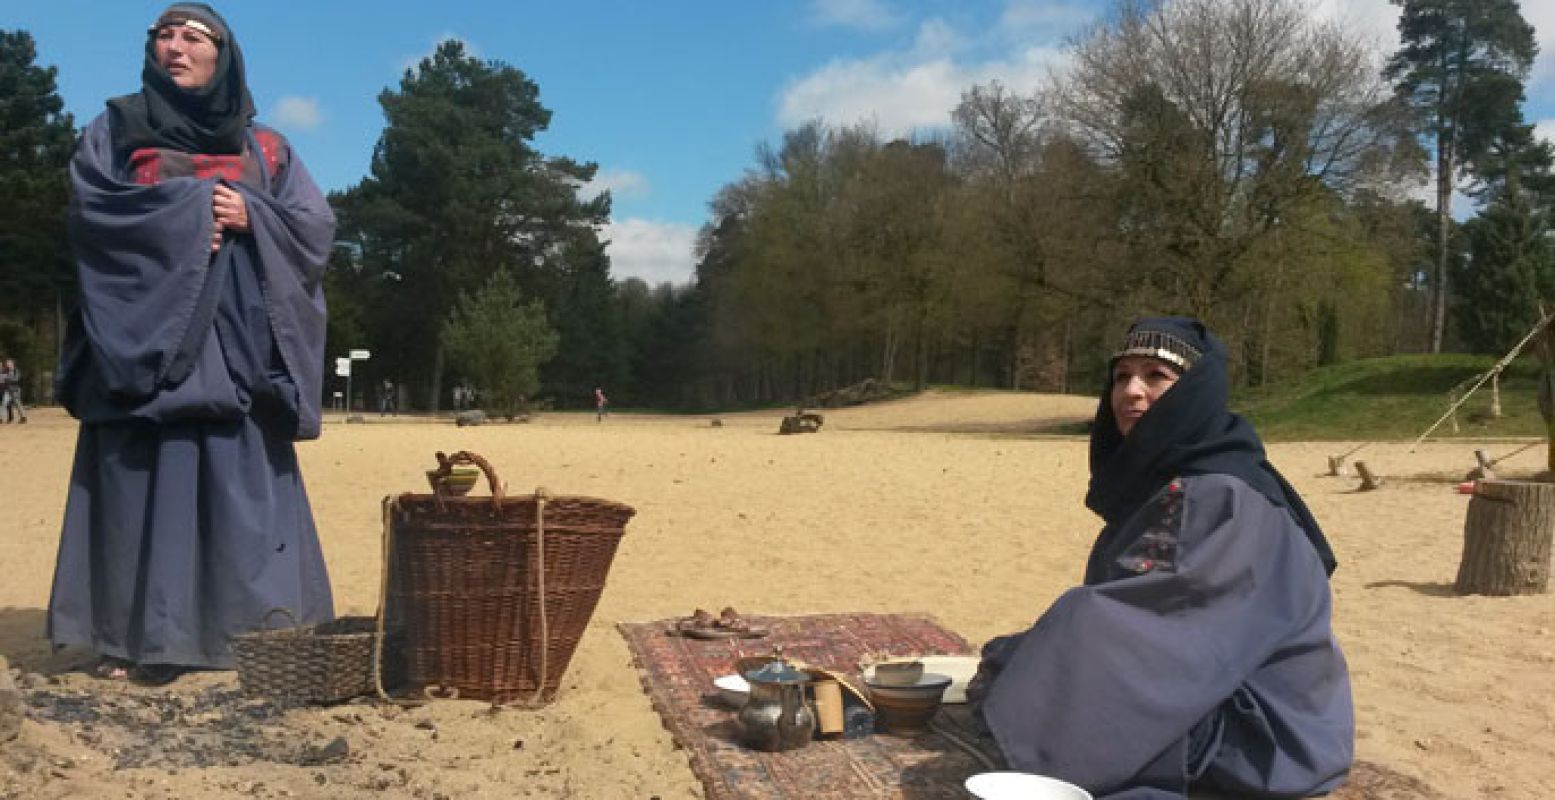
{"left": 127, "top": 129, "right": 283, "bottom": 186}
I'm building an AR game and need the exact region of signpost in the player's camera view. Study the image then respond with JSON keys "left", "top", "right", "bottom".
{"left": 338, "top": 350, "right": 371, "bottom": 416}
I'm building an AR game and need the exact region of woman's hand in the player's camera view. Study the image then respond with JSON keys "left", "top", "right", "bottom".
{"left": 212, "top": 184, "right": 250, "bottom": 234}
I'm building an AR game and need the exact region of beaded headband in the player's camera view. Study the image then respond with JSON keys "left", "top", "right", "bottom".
{"left": 1111, "top": 328, "right": 1202, "bottom": 372}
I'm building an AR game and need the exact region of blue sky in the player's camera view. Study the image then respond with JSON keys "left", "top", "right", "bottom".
{"left": 7, "top": 1, "right": 1555, "bottom": 286}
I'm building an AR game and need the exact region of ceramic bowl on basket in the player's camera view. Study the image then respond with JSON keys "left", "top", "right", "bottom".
{"left": 426, "top": 466, "right": 481, "bottom": 496}
{"left": 964, "top": 772, "right": 1092, "bottom": 800}
{"left": 865, "top": 672, "right": 951, "bottom": 735}
{"left": 713, "top": 674, "right": 750, "bottom": 708}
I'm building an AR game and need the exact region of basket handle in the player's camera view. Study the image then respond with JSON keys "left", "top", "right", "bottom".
{"left": 431, "top": 450, "right": 505, "bottom": 510}
{"left": 258, "top": 607, "right": 300, "bottom": 630}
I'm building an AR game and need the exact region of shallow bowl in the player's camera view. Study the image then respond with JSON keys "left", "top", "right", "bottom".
{"left": 863, "top": 655, "right": 980, "bottom": 703}
{"left": 965, "top": 772, "right": 1092, "bottom": 800}
{"left": 869, "top": 660, "right": 924, "bottom": 686}
{"left": 713, "top": 674, "right": 750, "bottom": 708}
{"left": 866, "top": 672, "right": 951, "bottom": 734}
{"left": 426, "top": 467, "right": 481, "bottom": 496}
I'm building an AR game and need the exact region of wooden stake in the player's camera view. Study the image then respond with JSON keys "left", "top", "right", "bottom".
{"left": 1471, "top": 450, "right": 1496, "bottom": 481}
{"left": 1355, "top": 461, "right": 1383, "bottom": 491}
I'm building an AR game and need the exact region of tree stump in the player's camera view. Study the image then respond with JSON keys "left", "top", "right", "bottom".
{"left": 1455, "top": 480, "right": 1554, "bottom": 596}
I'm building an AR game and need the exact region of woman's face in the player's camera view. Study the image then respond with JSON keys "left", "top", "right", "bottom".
{"left": 1110, "top": 355, "right": 1181, "bottom": 437}
{"left": 153, "top": 24, "right": 219, "bottom": 89}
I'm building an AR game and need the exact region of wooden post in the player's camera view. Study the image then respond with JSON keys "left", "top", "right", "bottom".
{"left": 1455, "top": 480, "right": 1554, "bottom": 596}
{"left": 1470, "top": 450, "right": 1496, "bottom": 481}
{"left": 1354, "top": 461, "right": 1383, "bottom": 491}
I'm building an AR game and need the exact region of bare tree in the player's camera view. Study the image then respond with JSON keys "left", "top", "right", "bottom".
{"left": 1049, "top": 0, "right": 1418, "bottom": 330}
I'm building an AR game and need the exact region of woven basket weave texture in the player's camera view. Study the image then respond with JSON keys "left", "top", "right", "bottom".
{"left": 231, "top": 615, "right": 389, "bottom": 705}
{"left": 388, "top": 493, "right": 634, "bottom": 705}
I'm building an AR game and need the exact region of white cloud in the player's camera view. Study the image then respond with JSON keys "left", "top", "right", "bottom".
{"left": 777, "top": 36, "right": 1063, "bottom": 137}
{"left": 1524, "top": 2, "right": 1555, "bottom": 87}
{"left": 997, "top": 0, "right": 1095, "bottom": 36}
{"left": 808, "top": 0, "right": 899, "bottom": 31}
{"left": 272, "top": 96, "right": 323, "bottom": 131}
{"left": 603, "top": 218, "right": 699, "bottom": 286}
{"left": 1537, "top": 119, "right": 1555, "bottom": 145}
{"left": 582, "top": 169, "right": 650, "bottom": 202}
{"left": 912, "top": 18, "right": 966, "bottom": 57}
{"left": 1309, "top": 0, "right": 1400, "bottom": 53}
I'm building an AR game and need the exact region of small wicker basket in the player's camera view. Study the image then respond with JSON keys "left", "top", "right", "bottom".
{"left": 231, "top": 608, "right": 395, "bottom": 705}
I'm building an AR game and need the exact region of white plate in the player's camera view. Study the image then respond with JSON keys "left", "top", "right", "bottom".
{"left": 712, "top": 674, "right": 749, "bottom": 707}
{"left": 863, "top": 655, "right": 980, "bottom": 703}
{"left": 965, "top": 772, "right": 1092, "bottom": 800}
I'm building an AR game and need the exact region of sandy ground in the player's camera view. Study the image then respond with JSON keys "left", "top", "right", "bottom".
{"left": 1, "top": 390, "right": 1552, "bottom": 799}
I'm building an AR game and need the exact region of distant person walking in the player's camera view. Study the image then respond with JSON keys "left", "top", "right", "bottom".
{"left": 1, "top": 358, "right": 25, "bottom": 423}
{"left": 379, "top": 378, "right": 395, "bottom": 416}
{"left": 594, "top": 386, "right": 608, "bottom": 422}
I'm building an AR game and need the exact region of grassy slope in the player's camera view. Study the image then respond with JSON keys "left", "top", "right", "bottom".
{"left": 1234, "top": 354, "right": 1546, "bottom": 441}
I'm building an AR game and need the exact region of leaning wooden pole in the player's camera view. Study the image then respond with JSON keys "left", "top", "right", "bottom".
{"left": 1539, "top": 326, "right": 1555, "bottom": 476}
{"left": 1455, "top": 480, "right": 1554, "bottom": 596}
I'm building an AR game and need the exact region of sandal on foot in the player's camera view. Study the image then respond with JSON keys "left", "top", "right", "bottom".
{"left": 129, "top": 663, "right": 187, "bottom": 687}
{"left": 88, "top": 656, "right": 134, "bottom": 681}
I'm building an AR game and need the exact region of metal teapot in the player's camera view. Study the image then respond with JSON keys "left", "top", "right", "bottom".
{"left": 737, "top": 656, "right": 815, "bottom": 751}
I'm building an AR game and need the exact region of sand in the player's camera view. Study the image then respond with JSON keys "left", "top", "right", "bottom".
{"left": 1, "top": 391, "right": 1552, "bottom": 799}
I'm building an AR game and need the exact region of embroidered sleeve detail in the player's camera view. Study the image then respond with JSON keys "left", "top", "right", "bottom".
{"left": 127, "top": 148, "right": 163, "bottom": 185}
{"left": 1117, "top": 478, "right": 1185, "bottom": 574}
{"left": 254, "top": 129, "right": 284, "bottom": 178}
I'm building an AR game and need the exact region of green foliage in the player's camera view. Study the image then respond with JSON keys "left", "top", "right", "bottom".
{"left": 1235, "top": 354, "right": 1545, "bottom": 440}
{"left": 0, "top": 29, "right": 76, "bottom": 328}
{"left": 441, "top": 268, "right": 558, "bottom": 420}
{"left": 330, "top": 39, "right": 609, "bottom": 408}
{"left": 1453, "top": 123, "right": 1555, "bottom": 354}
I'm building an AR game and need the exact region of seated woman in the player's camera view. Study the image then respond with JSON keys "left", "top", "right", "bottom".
{"left": 969, "top": 317, "right": 1352, "bottom": 799}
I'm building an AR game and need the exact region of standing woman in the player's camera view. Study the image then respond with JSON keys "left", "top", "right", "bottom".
{"left": 969, "top": 318, "right": 1353, "bottom": 799}
{"left": 49, "top": 4, "right": 336, "bottom": 685}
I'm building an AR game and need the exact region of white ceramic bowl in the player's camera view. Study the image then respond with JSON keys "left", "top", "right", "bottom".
{"left": 964, "top": 772, "right": 1092, "bottom": 800}
{"left": 713, "top": 674, "right": 749, "bottom": 707}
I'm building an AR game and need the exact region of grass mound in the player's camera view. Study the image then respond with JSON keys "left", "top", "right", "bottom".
{"left": 1235, "top": 354, "right": 1546, "bottom": 441}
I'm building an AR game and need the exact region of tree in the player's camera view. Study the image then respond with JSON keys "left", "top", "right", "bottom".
{"left": 331, "top": 40, "right": 608, "bottom": 409}
{"left": 1051, "top": 0, "right": 1417, "bottom": 370}
{"left": 1386, "top": 0, "right": 1538, "bottom": 353}
{"left": 441, "top": 268, "right": 558, "bottom": 421}
{"left": 0, "top": 30, "right": 77, "bottom": 375}
{"left": 1454, "top": 123, "right": 1555, "bottom": 353}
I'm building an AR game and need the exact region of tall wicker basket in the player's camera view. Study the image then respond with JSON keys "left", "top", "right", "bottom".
{"left": 382, "top": 451, "right": 635, "bottom": 706}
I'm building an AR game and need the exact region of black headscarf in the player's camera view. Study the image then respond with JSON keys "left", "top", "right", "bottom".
{"left": 1085, "top": 317, "right": 1338, "bottom": 575}
{"left": 106, "top": 3, "right": 255, "bottom": 156}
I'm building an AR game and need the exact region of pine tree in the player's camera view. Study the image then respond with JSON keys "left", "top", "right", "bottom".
{"left": 1385, "top": 0, "right": 1538, "bottom": 352}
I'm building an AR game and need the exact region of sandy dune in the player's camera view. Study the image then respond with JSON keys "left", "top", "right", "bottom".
{"left": 1, "top": 390, "right": 1551, "bottom": 798}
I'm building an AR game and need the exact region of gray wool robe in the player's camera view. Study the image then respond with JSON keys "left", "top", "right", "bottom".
{"left": 978, "top": 474, "right": 1353, "bottom": 799}
{"left": 47, "top": 113, "right": 336, "bottom": 670}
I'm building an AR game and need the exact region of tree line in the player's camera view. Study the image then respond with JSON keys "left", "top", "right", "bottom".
{"left": 1, "top": 0, "right": 1550, "bottom": 413}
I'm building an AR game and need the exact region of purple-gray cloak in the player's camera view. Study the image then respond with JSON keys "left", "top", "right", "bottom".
{"left": 47, "top": 112, "right": 335, "bottom": 670}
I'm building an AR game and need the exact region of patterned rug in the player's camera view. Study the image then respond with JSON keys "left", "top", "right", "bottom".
{"left": 617, "top": 612, "right": 982, "bottom": 800}
{"left": 619, "top": 612, "right": 1443, "bottom": 800}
